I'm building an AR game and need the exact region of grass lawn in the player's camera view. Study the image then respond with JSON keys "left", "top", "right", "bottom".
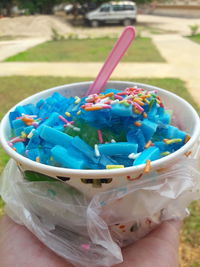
{"left": 4, "top": 37, "right": 165, "bottom": 62}
{"left": 0, "top": 76, "right": 199, "bottom": 266}
{"left": 188, "top": 34, "right": 200, "bottom": 45}
{"left": 0, "top": 198, "right": 5, "bottom": 217}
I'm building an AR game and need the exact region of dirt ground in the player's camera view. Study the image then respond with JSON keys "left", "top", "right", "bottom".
{"left": 1, "top": 14, "right": 200, "bottom": 39}
{"left": 0, "top": 15, "right": 72, "bottom": 38}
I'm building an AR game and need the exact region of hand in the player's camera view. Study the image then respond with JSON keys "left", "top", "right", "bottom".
{"left": 115, "top": 219, "right": 181, "bottom": 267}
{"left": 0, "top": 215, "right": 181, "bottom": 267}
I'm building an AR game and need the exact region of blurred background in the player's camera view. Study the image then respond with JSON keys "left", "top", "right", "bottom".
{"left": 0, "top": 0, "right": 200, "bottom": 266}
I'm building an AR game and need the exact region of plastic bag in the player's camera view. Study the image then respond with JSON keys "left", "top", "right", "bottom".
{"left": 0, "top": 157, "right": 200, "bottom": 267}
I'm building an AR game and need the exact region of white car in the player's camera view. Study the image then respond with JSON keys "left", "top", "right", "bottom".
{"left": 85, "top": 1, "right": 137, "bottom": 27}
{"left": 64, "top": 4, "right": 73, "bottom": 14}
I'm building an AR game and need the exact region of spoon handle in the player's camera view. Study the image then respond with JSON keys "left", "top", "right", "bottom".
{"left": 85, "top": 26, "right": 136, "bottom": 96}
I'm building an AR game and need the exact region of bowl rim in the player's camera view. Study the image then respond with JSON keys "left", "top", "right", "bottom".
{"left": 0, "top": 80, "right": 200, "bottom": 178}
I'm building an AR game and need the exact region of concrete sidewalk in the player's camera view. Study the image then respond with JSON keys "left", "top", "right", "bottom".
{"left": 0, "top": 38, "right": 48, "bottom": 61}
{"left": 0, "top": 62, "right": 174, "bottom": 78}
{"left": 152, "top": 34, "right": 200, "bottom": 105}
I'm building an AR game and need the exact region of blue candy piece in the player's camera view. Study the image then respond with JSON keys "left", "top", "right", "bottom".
{"left": 66, "top": 143, "right": 88, "bottom": 162}
{"left": 148, "top": 114, "right": 160, "bottom": 123}
{"left": 64, "top": 96, "right": 75, "bottom": 106}
{"left": 36, "top": 99, "right": 45, "bottom": 109}
{"left": 41, "top": 140, "right": 54, "bottom": 149}
{"left": 51, "top": 145, "right": 87, "bottom": 169}
{"left": 123, "top": 116, "right": 138, "bottom": 129}
{"left": 126, "top": 129, "right": 137, "bottom": 143}
{"left": 64, "top": 96, "right": 84, "bottom": 117}
{"left": 157, "top": 125, "right": 178, "bottom": 139}
{"left": 169, "top": 143, "right": 184, "bottom": 152}
{"left": 97, "top": 154, "right": 118, "bottom": 169}
{"left": 127, "top": 129, "right": 146, "bottom": 152}
{"left": 160, "top": 125, "right": 186, "bottom": 141}
{"left": 111, "top": 103, "right": 133, "bottom": 117}
{"left": 38, "top": 103, "right": 53, "bottom": 119}
{"left": 52, "top": 92, "right": 65, "bottom": 101}
{"left": 176, "top": 129, "right": 186, "bottom": 140}
{"left": 133, "top": 146, "right": 160, "bottom": 166}
{"left": 27, "top": 148, "right": 40, "bottom": 161}
{"left": 39, "top": 125, "right": 73, "bottom": 148}
{"left": 81, "top": 109, "right": 112, "bottom": 128}
{"left": 37, "top": 112, "right": 62, "bottom": 131}
{"left": 159, "top": 113, "right": 170, "bottom": 124}
{"left": 80, "top": 109, "right": 96, "bottom": 124}
{"left": 24, "top": 126, "right": 34, "bottom": 134}
{"left": 13, "top": 142, "right": 25, "bottom": 154}
{"left": 39, "top": 148, "right": 51, "bottom": 164}
{"left": 12, "top": 119, "right": 26, "bottom": 136}
{"left": 109, "top": 115, "right": 123, "bottom": 133}
{"left": 111, "top": 155, "right": 133, "bottom": 167}
{"left": 167, "top": 125, "right": 179, "bottom": 139}
{"left": 71, "top": 136, "right": 96, "bottom": 160}
{"left": 70, "top": 136, "right": 115, "bottom": 168}
{"left": 70, "top": 103, "right": 83, "bottom": 115}
{"left": 12, "top": 119, "right": 26, "bottom": 130}
{"left": 97, "top": 110, "right": 112, "bottom": 128}
{"left": 98, "top": 142, "right": 138, "bottom": 156}
{"left": 9, "top": 111, "right": 21, "bottom": 127}
{"left": 54, "top": 126, "right": 65, "bottom": 132}
{"left": 147, "top": 100, "right": 157, "bottom": 118}
{"left": 14, "top": 127, "right": 25, "bottom": 136}
{"left": 23, "top": 104, "right": 37, "bottom": 115}
{"left": 46, "top": 96, "right": 56, "bottom": 106}
{"left": 15, "top": 106, "right": 27, "bottom": 115}
{"left": 27, "top": 130, "right": 40, "bottom": 149}
{"left": 154, "top": 141, "right": 168, "bottom": 151}
{"left": 141, "top": 119, "right": 158, "bottom": 142}
{"left": 157, "top": 107, "right": 165, "bottom": 116}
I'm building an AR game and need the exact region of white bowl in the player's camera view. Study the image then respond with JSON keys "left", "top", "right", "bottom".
{"left": 1, "top": 81, "right": 200, "bottom": 198}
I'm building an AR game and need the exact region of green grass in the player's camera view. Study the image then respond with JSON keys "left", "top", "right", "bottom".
{"left": 183, "top": 201, "right": 200, "bottom": 247}
{"left": 0, "top": 76, "right": 199, "bottom": 254}
{"left": 191, "top": 263, "right": 200, "bottom": 267}
{"left": 4, "top": 37, "right": 165, "bottom": 62}
{"left": 188, "top": 34, "right": 200, "bottom": 44}
{"left": 0, "top": 197, "right": 5, "bottom": 216}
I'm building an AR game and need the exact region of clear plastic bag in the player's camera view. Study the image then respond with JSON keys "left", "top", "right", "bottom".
{"left": 0, "top": 157, "right": 200, "bottom": 267}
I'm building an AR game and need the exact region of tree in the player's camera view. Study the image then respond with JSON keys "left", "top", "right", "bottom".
{"left": 17, "top": 0, "right": 64, "bottom": 14}
{"left": 0, "top": 0, "right": 16, "bottom": 16}
{"left": 6, "top": 0, "right": 164, "bottom": 16}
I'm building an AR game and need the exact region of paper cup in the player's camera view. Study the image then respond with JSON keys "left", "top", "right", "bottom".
{"left": 0, "top": 81, "right": 200, "bottom": 200}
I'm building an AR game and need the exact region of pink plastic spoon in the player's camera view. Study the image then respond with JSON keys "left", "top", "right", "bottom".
{"left": 85, "top": 26, "right": 136, "bottom": 96}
